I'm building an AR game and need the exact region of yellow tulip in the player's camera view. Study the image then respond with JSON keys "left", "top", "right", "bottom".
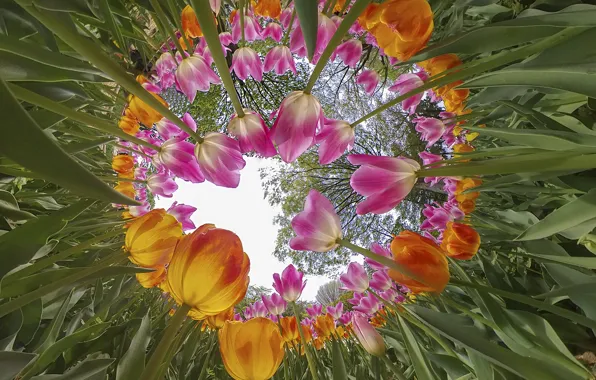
{"left": 206, "top": 307, "right": 235, "bottom": 330}
{"left": 128, "top": 93, "right": 167, "bottom": 127}
{"left": 112, "top": 155, "right": 135, "bottom": 174}
{"left": 136, "top": 265, "right": 166, "bottom": 288}
{"left": 219, "top": 318, "right": 284, "bottom": 380}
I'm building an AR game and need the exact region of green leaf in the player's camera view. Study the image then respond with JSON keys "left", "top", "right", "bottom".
{"left": 15, "top": 299, "right": 42, "bottom": 347}
{"left": 0, "top": 189, "right": 36, "bottom": 220}
{"left": 0, "top": 351, "right": 37, "bottom": 380}
{"left": 332, "top": 339, "right": 348, "bottom": 380}
{"left": 397, "top": 315, "right": 435, "bottom": 380}
{"left": 294, "top": 0, "right": 318, "bottom": 61}
{"left": 524, "top": 252, "right": 596, "bottom": 269}
{"left": 0, "top": 199, "right": 93, "bottom": 281}
{"left": 516, "top": 189, "right": 596, "bottom": 240}
{"left": 0, "top": 308, "right": 23, "bottom": 350}
{"left": 116, "top": 314, "right": 151, "bottom": 380}
{"left": 34, "top": 290, "right": 73, "bottom": 354}
{"left": 427, "top": 353, "right": 470, "bottom": 379}
{"left": 0, "top": 78, "right": 137, "bottom": 205}
{"left": 32, "top": 357, "right": 114, "bottom": 380}
{"left": 62, "top": 137, "right": 115, "bottom": 154}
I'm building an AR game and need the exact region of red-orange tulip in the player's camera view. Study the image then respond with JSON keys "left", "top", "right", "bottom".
{"left": 389, "top": 231, "right": 449, "bottom": 294}
{"left": 136, "top": 265, "right": 166, "bottom": 288}
{"left": 166, "top": 225, "right": 250, "bottom": 318}
{"left": 441, "top": 222, "right": 480, "bottom": 260}
{"left": 112, "top": 155, "right": 134, "bottom": 174}
{"left": 455, "top": 178, "right": 482, "bottom": 214}
{"left": 279, "top": 316, "right": 298, "bottom": 343}
{"left": 181, "top": 5, "right": 203, "bottom": 38}
{"left": 254, "top": 0, "right": 281, "bottom": 19}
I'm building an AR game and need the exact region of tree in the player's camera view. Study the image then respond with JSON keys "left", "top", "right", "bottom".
{"left": 316, "top": 280, "right": 344, "bottom": 306}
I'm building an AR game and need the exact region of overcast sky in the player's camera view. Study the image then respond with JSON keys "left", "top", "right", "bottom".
{"left": 155, "top": 157, "right": 330, "bottom": 301}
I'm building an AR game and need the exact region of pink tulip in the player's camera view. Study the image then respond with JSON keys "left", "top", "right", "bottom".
{"left": 244, "top": 307, "right": 253, "bottom": 320}
{"left": 231, "top": 47, "right": 263, "bottom": 81}
{"left": 348, "top": 292, "right": 363, "bottom": 306}
{"left": 421, "top": 200, "right": 464, "bottom": 232}
{"left": 156, "top": 52, "right": 177, "bottom": 78}
{"left": 134, "top": 167, "right": 148, "bottom": 181}
{"left": 210, "top": 0, "right": 221, "bottom": 14}
{"left": 289, "top": 25, "right": 307, "bottom": 58}
{"left": 302, "top": 318, "right": 313, "bottom": 327}
{"left": 232, "top": 15, "right": 262, "bottom": 43}
{"left": 167, "top": 201, "right": 197, "bottom": 231}
{"left": 347, "top": 154, "right": 420, "bottom": 215}
{"left": 271, "top": 91, "right": 323, "bottom": 163}
{"left": 155, "top": 118, "right": 181, "bottom": 141}
{"left": 413, "top": 117, "right": 446, "bottom": 148}
{"left": 289, "top": 189, "right": 342, "bottom": 252}
{"left": 306, "top": 304, "right": 323, "bottom": 318}
{"left": 262, "top": 22, "right": 282, "bottom": 42}
{"left": 160, "top": 71, "right": 175, "bottom": 89}
{"left": 380, "top": 288, "right": 399, "bottom": 302}
{"left": 147, "top": 173, "right": 177, "bottom": 198}
{"left": 194, "top": 132, "right": 246, "bottom": 188}
{"left": 175, "top": 55, "right": 221, "bottom": 102}
{"left": 158, "top": 138, "right": 205, "bottom": 183}
{"left": 352, "top": 313, "right": 386, "bottom": 356}
{"left": 353, "top": 293, "right": 380, "bottom": 315}
{"left": 228, "top": 109, "right": 276, "bottom": 157}
{"left": 334, "top": 39, "right": 362, "bottom": 68}
{"left": 338, "top": 312, "right": 353, "bottom": 325}
{"left": 364, "top": 243, "right": 392, "bottom": 271}
{"left": 419, "top": 151, "right": 443, "bottom": 187}
{"left": 280, "top": 8, "right": 295, "bottom": 28}
{"left": 270, "top": 314, "right": 279, "bottom": 323}
{"left": 262, "top": 293, "right": 287, "bottom": 315}
{"left": 340, "top": 262, "right": 369, "bottom": 293}
{"left": 177, "top": 113, "right": 198, "bottom": 141}
{"left": 356, "top": 70, "right": 379, "bottom": 96}
{"left": 272, "top": 264, "right": 306, "bottom": 302}
{"left": 370, "top": 270, "right": 392, "bottom": 292}
{"left": 251, "top": 301, "right": 268, "bottom": 318}
{"left": 129, "top": 202, "right": 150, "bottom": 217}
{"left": 264, "top": 45, "right": 297, "bottom": 75}
{"left": 388, "top": 72, "right": 427, "bottom": 115}
{"left": 315, "top": 119, "right": 355, "bottom": 165}
{"left": 219, "top": 32, "right": 233, "bottom": 46}
{"left": 135, "top": 130, "right": 161, "bottom": 156}
{"left": 141, "top": 80, "right": 161, "bottom": 94}
{"left": 315, "top": 14, "right": 337, "bottom": 58}
{"left": 327, "top": 303, "right": 344, "bottom": 319}
{"left": 234, "top": 313, "right": 243, "bottom": 321}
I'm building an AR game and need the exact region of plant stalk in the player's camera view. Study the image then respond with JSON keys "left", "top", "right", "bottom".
{"left": 292, "top": 302, "right": 320, "bottom": 380}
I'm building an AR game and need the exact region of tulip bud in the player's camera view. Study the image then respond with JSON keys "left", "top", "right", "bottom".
{"left": 352, "top": 313, "right": 386, "bottom": 356}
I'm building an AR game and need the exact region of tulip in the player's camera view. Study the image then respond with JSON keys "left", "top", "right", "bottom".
{"left": 135, "top": 166, "right": 148, "bottom": 179}
{"left": 270, "top": 314, "right": 279, "bottom": 323}
{"left": 289, "top": 189, "right": 342, "bottom": 252}
{"left": 348, "top": 154, "right": 420, "bottom": 215}
{"left": 244, "top": 306, "right": 254, "bottom": 320}
{"left": 306, "top": 303, "right": 323, "bottom": 318}
{"left": 315, "top": 119, "right": 355, "bottom": 165}
{"left": 421, "top": 201, "right": 464, "bottom": 232}
{"left": 228, "top": 110, "right": 277, "bottom": 157}
{"left": 280, "top": 8, "right": 294, "bottom": 28}
{"left": 327, "top": 303, "right": 344, "bottom": 319}
{"left": 455, "top": 178, "right": 482, "bottom": 214}
{"left": 136, "top": 266, "right": 166, "bottom": 288}
{"left": 147, "top": 173, "right": 177, "bottom": 198}
{"left": 167, "top": 225, "right": 250, "bottom": 318}
{"left": 262, "top": 22, "right": 282, "bottom": 42}
{"left": 388, "top": 72, "right": 427, "bottom": 114}
{"left": 441, "top": 222, "right": 480, "bottom": 260}
{"left": 380, "top": 288, "right": 399, "bottom": 302}
{"left": 118, "top": 109, "right": 140, "bottom": 136}
{"left": 167, "top": 201, "right": 197, "bottom": 231}
{"left": 155, "top": 118, "right": 181, "bottom": 141}
{"left": 264, "top": 46, "right": 297, "bottom": 75}
{"left": 419, "top": 151, "right": 443, "bottom": 186}
{"left": 156, "top": 52, "right": 177, "bottom": 78}
{"left": 115, "top": 182, "right": 135, "bottom": 199}
{"left": 348, "top": 292, "right": 363, "bottom": 306}
{"left": 353, "top": 293, "right": 380, "bottom": 315}
{"left": 334, "top": 39, "right": 362, "bottom": 68}
{"left": 175, "top": 55, "right": 221, "bottom": 102}
{"left": 352, "top": 313, "right": 386, "bottom": 356}
{"left": 219, "top": 318, "right": 284, "bottom": 380}
{"left": 232, "top": 15, "right": 262, "bottom": 43}
{"left": 261, "top": 293, "right": 287, "bottom": 315}
{"left": 279, "top": 316, "right": 299, "bottom": 342}
{"left": 289, "top": 25, "right": 307, "bottom": 58}
{"left": 112, "top": 155, "right": 135, "bottom": 174}
{"left": 314, "top": 313, "right": 335, "bottom": 339}
{"left": 365, "top": 243, "right": 392, "bottom": 270}
{"left": 129, "top": 202, "right": 151, "bottom": 218}
{"left": 299, "top": 324, "right": 314, "bottom": 344}
{"left": 128, "top": 93, "right": 166, "bottom": 127}
{"left": 124, "top": 209, "right": 182, "bottom": 268}
{"left": 136, "top": 130, "right": 162, "bottom": 156}
{"left": 270, "top": 91, "right": 323, "bottom": 163}
{"left": 210, "top": 0, "right": 221, "bottom": 14}
{"left": 338, "top": 312, "right": 353, "bottom": 325}
{"left": 254, "top": 0, "right": 281, "bottom": 18}
{"left": 370, "top": 270, "right": 392, "bottom": 292}
{"left": 340, "top": 262, "right": 369, "bottom": 293}
{"left": 315, "top": 14, "right": 337, "bottom": 58}
{"left": 206, "top": 307, "right": 235, "bottom": 330}
{"left": 413, "top": 117, "right": 446, "bottom": 148}
{"left": 158, "top": 138, "right": 205, "bottom": 183}
{"left": 272, "top": 264, "right": 306, "bottom": 302}
{"left": 181, "top": 5, "right": 203, "bottom": 38}
{"left": 356, "top": 69, "right": 379, "bottom": 96}
{"left": 195, "top": 132, "right": 246, "bottom": 188}
{"left": 231, "top": 47, "right": 263, "bottom": 81}
{"left": 389, "top": 231, "right": 450, "bottom": 294}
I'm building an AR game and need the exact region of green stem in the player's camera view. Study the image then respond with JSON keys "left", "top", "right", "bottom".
{"left": 0, "top": 251, "right": 126, "bottom": 318}
{"left": 190, "top": 0, "right": 245, "bottom": 117}
{"left": 97, "top": 175, "right": 147, "bottom": 184}
{"left": 380, "top": 356, "right": 407, "bottom": 380}
{"left": 326, "top": 0, "right": 338, "bottom": 16}
{"left": 165, "top": 0, "right": 193, "bottom": 55}
{"left": 113, "top": 143, "right": 154, "bottom": 158}
{"left": 239, "top": 0, "right": 246, "bottom": 44}
{"left": 150, "top": 0, "right": 186, "bottom": 58}
{"left": 282, "top": 10, "right": 295, "bottom": 45}
{"left": 351, "top": 27, "right": 586, "bottom": 126}
{"left": 304, "top": 0, "right": 372, "bottom": 94}
{"left": 141, "top": 303, "right": 192, "bottom": 380}
{"left": 292, "top": 302, "right": 319, "bottom": 380}
{"left": 8, "top": 83, "right": 162, "bottom": 152}
{"left": 197, "top": 333, "right": 218, "bottom": 380}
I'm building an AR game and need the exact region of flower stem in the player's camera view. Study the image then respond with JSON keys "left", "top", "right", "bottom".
{"left": 282, "top": 9, "right": 296, "bottom": 45}
{"left": 165, "top": 0, "right": 193, "bottom": 55}
{"left": 239, "top": 0, "right": 246, "bottom": 44}
{"left": 292, "top": 302, "right": 319, "bottom": 380}
{"left": 96, "top": 175, "right": 147, "bottom": 184}
{"left": 150, "top": 0, "right": 186, "bottom": 58}
{"left": 190, "top": 0, "right": 245, "bottom": 117}
{"left": 141, "top": 303, "right": 192, "bottom": 380}
{"left": 304, "top": 0, "right": 372, "bottom": 94}
{"left": 380, "top": 356, "right": 407, "bottom": 380}
{"left": 113, "top": 143, "right": 155, "bottom": 158}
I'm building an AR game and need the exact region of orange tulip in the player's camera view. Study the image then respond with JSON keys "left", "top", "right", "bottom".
{"left": 128, "top": 93, "right": 167, "bottom": 127}
{"left": 122, "top": 210, "right": 133, "bottom": 219}
{"left": 181, "top": 5, "right": 203, "bottom": 38}
{"left": 136, "top": 265, "right": 166, "bottom": 288}
{"left": 112, "top": 155, "right": 135, "bottom": 174}
{"left": 441, "top": 222, "right": 480, "bottom": 260}
{"left": 254, "top": 0, "right": 281, "bottom": 19}
{"left": 453, "top": 144, "right": 474, "bottom": 162}
{"left": 313, "top": 337, "right": 325, "bottom": 350}
{"left": 219, "top": 318, "right": 284, "bottom": 380}
{"left": 334, "top": 0, "right": 346, "bottom": 12}
{"left": 279, "top": 316, "right": 299, "bottom": 343}
{"left": 389, "top": 231, "right": 449, "bottom": 294}
{"left": 124, "top": 209, "right": 182, "bottom": 268}
{"left": 166, "top": 225, "right": 250, "bottom": 318}
{"left": 114, "top": 182, "right": 135, "bottom": 199}
{"left": 118, "top": 109, "right": 140, "bottom": 136}
{"left": 455, "top": 178, "right": 482, "bottom": 214}
{"left": 314, "top": 313, "right": 335, "bottom": 340}
{"left": 299, "top": 324, "right": 313, "bottom": 344}
{"left": 370, "top": 309, "right": 388, "bottom": 328}
{"left": 207, "top": 307, "right": 235, "bottom": 330}
{"left": 419, "top": 54, "right": 462, "bottom": 79}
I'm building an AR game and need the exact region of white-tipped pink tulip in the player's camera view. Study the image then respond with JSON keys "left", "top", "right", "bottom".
{"left": 262, "top": 22, "right": 283, "bottom": 42}
{"left": 227, "top": 109, "right": 276, "bottom": 157}
{"left": 175, "top": 55, "right": 220, "bottom": 102}
{"left": 232, "top": 15, "right": 262, "bottom": 43}
{"left": 352, "top": 313, "right": 386, "bottom": 356}
{"left": 315, "top": 119, "right": 355, "bottom": 165}
{"left": 389, "top": 72, "right": 428, "bottom": 115}
{"left": 231, "top": 47, "right": 263, "bottom": 81}
{"left": 340, "top": 262, "right": 369, "bottom": 293}
{"left": 194, "top": 133, "right": 246, "bottom": 188}
{"left": 356, "top": 70, "right": 379, "bottom": 96}
{"left": 334, "top": 39, "right": 362, "bottom": 68}
{"left": 264, "top": 46, "right": 296, "bottom": 75}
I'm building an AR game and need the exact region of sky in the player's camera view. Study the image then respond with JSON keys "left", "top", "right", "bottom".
{"left": 155, "top": 157, "right": 331, "bottom": 301}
